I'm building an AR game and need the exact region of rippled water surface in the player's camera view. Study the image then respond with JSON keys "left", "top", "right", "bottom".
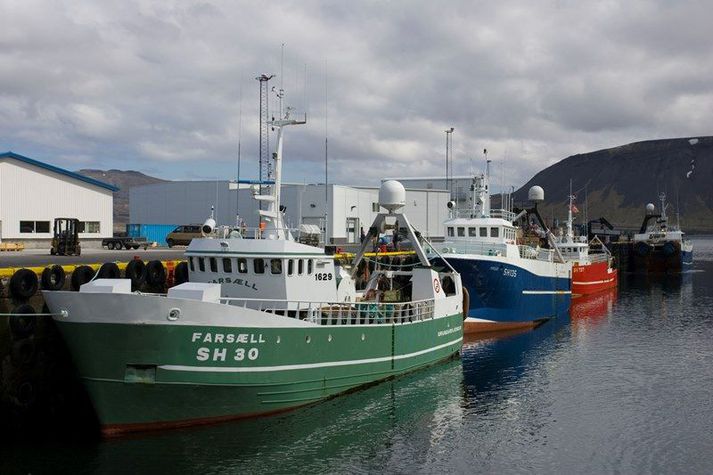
{"left": 4, "top": 237, "right": 713, "bottom": 474}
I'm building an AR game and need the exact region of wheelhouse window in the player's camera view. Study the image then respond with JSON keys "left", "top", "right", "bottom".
{"left": 271, "top": 259, "right": 282, "bottom": 274}
{"left": 479, "top": 227, "right": 487, "bottom": 237}
{"left": 237, "top": 258, "right": 248, "bottom": 273}
{"left": 198, "top": 257, "right": 205, "bottom": 272}
{"left": 468, "top": 227, "right": 477, "bottom": 237}
{"left": 447, "top": 227, "right": 454, "bottom": 237}
{"left": 490, "top": 227, "right": 499, "bottom": 238}
{"left": 209, "top": 257, "right": 218, "bottom": 273}
{"left": 254, "top": 259, "right": 265, "bottom": 274}
{"left": 222, "top": 258, "right": 232, "bottom": 273}
{"left": 457, "top": 227, "right": 465, "bottom": 237}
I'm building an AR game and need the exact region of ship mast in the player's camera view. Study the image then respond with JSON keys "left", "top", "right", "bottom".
{"left": 566, "top": 179, "right": 574, "bottom": 242}
{"left": 256, "top": 108, "right": 306, "bottom": 240}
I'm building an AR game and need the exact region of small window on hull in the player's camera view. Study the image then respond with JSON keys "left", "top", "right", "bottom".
{"left": 271, "top": 259, "right": 282, "bottom": 274}
{"left": 298, "top": 259, "right": 304, "bottom": 275}
{"left": 198, "top": 257, "right": 205, "bottom": 272}
{"left": 209, "top": 257, "right": 218, "bottom": 273}
{"left": 288, "top": 259, "right": 294, "bottom": 276}
{"left": 222, "top": 258, "right": 232, "bottom": 273}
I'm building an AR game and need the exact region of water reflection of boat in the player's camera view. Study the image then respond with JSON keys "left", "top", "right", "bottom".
{"left": 14, "top": 359, "right": 466, "bottom": 473}
{"left": 460, "top": 316, "right": 570, "bottom": 402}
{"left": 570, "top": 288, "right": 618, "bottom": 322}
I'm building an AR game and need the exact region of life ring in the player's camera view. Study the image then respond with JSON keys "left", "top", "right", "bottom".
{"left": 124, "top": 260, "right": 147, "bottom": 289}
{"left": 41, "top": 265, "right": 66, "bottom": 291}
{"left": 9, "top": 303, "right": 37, "bottom": 339}
{"left": 71, "top": 265, "right": 95, "bottom": 291}
{"left": 98, "top": 262, "right": 121, "bottom": 279}
{"left": 146, "top": 260, "right": 166, "bottom": 287}
{"left": 174, "top": 261, "right": 189, "bottom": 285}
{"left": 9, "top": 269, "right": 38, "bottom": 300}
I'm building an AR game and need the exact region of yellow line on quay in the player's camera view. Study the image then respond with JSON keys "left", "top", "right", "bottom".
{"left": 0, "top": 260, "right": 186, "bottom": 279}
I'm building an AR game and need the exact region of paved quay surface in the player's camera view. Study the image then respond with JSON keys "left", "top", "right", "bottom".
{"left": 0, "top": 248, "right": 186, "bottom": 269}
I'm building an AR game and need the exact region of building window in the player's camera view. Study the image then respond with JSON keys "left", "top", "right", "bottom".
{"left": 271, "top": 259, "right": 282, "bottom": 274}
{"left": 468, "top": 227, "right": 477, "bottom": 237}
{"left": 491, "top": 227, "right": 500, "bottom": 238}
{"left": 237, "top": 258, "right": 248, "bottom": 273}
{"left": 457, "top": 227, "right": 465, "bottom": 237}
{"left": 254, "top": 259, "right": 265, "bottom": 274}
{"left": 222, "top": 258, "right": 232, "bottom": 273}
{"left": 209, "top": 257, "right": 218, "bottom": 273}
{"left": 19, "top": 221, "right": 50, "bottom": 233}
{"left": 447, "top": 227, "right": 454, "bottom": 237}
{"left": 479, "top": 227, "right": 487, "bottom": 237}
{"left": 198, "top": 257, "right": 205, "bottom": 272}
{"left": 77, "top": 221, "right": 100, "bottom": 233}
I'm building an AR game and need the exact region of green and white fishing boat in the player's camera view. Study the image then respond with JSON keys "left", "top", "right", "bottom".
{"left": 44, "top": 112, "right": 464, "bottom": 435}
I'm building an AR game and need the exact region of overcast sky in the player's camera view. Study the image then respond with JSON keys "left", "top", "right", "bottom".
{"left": 1, "top": 0, "right": 711, "bottom": 190}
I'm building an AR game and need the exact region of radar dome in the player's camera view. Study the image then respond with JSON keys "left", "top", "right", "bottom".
{"left": 379, "top": 180, "right": 406, "bottom": 213}
{"left": 528, "top": 185, "right": 545, "bottom": 202}
{"left": 646, "top": 203, "right": 656, "bottom": 214}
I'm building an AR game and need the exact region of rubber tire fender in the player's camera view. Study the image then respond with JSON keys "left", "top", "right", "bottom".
{"left": 662, "top": 241, "right": 676, "bottom": 256}
{"left": 174, "top": 261, "right": 189, "bottom": 285}
{"left": 71, "top": 265, "right": 96, "bottom": 291}
{"left": 9, "top": 269, "right": 38, "bottom": 300}
{"left": 41, "top": 265, "right": 66, "bottom": 291}
{"left": 125, "top": 260, "right": 147, "bottom": 289}
{"left": 146, "top": 260, "right": 166, "bottom": 287}
{"left": 11, "top": 338, "right": 37, "bottom": 368}
{"left": 9, "top": 303, "right": 37, "bottom": 339}
{"left": 635, "top": 241, "right": 651, "bottom": 256}
{"left": 97, "top": 262, "right": 121, "bottom": 279}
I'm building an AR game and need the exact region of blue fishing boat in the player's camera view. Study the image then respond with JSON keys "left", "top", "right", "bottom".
{"left": 429, "top": 161, "right": 571, "bottom": 333}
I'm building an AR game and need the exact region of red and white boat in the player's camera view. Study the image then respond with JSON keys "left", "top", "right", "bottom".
{"left": 554, "top": 189, "right": 618, "bottom": 296}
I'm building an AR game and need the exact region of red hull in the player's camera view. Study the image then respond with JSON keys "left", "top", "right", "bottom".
{"left": 571, "top": 260, "right": 618, "bottom": 296}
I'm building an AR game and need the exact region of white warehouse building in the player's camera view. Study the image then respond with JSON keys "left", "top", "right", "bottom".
{"left": 130, "top": 181, "right": 451, "bottom": 244}
{"left": 0, "top": 152, "right": 117, "bottom": 247}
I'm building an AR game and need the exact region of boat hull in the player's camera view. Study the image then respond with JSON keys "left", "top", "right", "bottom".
{"left": 47, "top": 292, "right": 463, "bottom": 435}
{"left": 571, "top": 260, "right": 618, "bottom": 296}
{"left": 436, "top": 255, "right": 571, "bottom": 334}
{"left": 630, "top": 240, "right": 693, "bottom": 273}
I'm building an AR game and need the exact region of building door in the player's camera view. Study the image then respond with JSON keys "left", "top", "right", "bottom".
{"left": 346, "top": 217, "right": 359, "bottom": 243}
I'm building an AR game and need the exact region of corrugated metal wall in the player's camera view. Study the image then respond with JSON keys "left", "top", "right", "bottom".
{"left": 0, "top": 159, "right": 113, "bottom": 239}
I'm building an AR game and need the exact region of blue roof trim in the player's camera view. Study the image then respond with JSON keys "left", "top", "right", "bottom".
{"left": 0, "top": 151, "right": 119, "bottom": 192}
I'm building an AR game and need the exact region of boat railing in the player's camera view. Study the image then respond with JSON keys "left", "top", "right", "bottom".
{"left": 435, "top": 241, "right": 508, "bottom": 258}
{"left": 218, "top": 296, "right": 437, "bottom": 326}
{"left": 587, "top": 252, "right": 610, "bottom": 263}
{"left": 449, "top": 208, "right": 516, "bottom": 221}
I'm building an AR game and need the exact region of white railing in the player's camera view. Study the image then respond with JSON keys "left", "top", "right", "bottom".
{"left": 219, "top": 296, "right": 437, "bottom": 326}
{"left": 450, "top": 208, "right": 516, "bottom": 221}
{"left": 434, "top": 241, "right": 508, "bottom": 258}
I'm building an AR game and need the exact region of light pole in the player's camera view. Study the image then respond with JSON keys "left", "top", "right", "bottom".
{"left": 445, "top": 128, "right": 454, "bottom": 199}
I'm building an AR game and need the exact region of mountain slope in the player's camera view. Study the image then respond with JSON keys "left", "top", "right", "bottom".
{"left": 514, "top": 137, "right": 713, "bottom": 232}
{"left": 77, "top": 169, "right": 168, "bottom": 230}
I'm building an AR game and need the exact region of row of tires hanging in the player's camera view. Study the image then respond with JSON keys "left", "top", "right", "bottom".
{"left": 0, "top": 260, "right": 188, "bottom": 423}
{"left": 4, "top": 260, "right": 189, "bottom": 300}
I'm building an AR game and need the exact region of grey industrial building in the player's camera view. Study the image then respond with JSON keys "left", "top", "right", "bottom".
{"left": 130, "top": 181, "right": 451, "bottom": 245}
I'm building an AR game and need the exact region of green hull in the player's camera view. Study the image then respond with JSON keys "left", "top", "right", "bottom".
{"left": 56, "top": 315, "right": 463, "bottom": 434}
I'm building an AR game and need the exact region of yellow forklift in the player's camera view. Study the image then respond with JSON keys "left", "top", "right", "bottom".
{"left": 50, "top": 218, "right": 81, "bottom": 256}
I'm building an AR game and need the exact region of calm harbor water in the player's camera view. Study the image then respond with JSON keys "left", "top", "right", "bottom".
{"left": 3, "top": 237, "right": 713, "bottom": 474}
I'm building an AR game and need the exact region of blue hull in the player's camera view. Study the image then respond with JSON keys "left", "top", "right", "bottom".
{"left": 437, "top": 257, "right": 570, "bottom": 326}
{"left": 682, "top": 249, "right": 693, "bottom": 266}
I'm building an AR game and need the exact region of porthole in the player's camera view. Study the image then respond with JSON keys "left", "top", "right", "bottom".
{"left": 167, "top": 308, "right": 181, "bottom": 321}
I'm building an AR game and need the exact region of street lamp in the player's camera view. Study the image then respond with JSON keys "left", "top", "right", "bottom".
{"left": 445, "top": 128, "right": 454, "bottom": 198}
